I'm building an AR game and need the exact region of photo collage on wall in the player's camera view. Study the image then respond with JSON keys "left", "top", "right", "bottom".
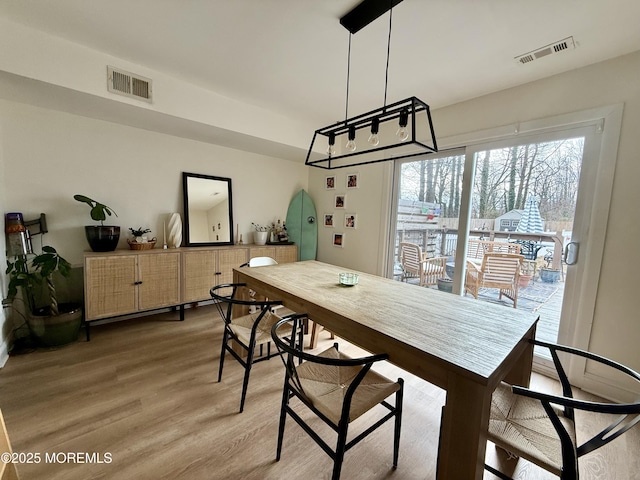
{"left": 325, "top": 173, "right": 358, "bottom": 247}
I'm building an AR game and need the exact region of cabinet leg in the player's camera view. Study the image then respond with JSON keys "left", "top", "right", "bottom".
{"left": 180, "top": 304, "right": 185, "bottom": 321}
{"left": 85, "top": 321, "right": 91, "bottom": 342}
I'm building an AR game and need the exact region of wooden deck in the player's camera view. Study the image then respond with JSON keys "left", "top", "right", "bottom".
{"left": 534, "top": 278, "right": 563, "bottom": 344}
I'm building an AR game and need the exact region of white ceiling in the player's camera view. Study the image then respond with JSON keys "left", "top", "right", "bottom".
{"left": 1, "top": 0, "right": 639, "bottom": 129}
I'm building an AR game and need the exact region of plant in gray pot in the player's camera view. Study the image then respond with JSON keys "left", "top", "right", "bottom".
{"left": 73, "top": 194, "right": 120, "bottom": 252}
{"left": 5, "top": 246, "right": 82, "bottom": 347}
{"left": 539, "top": 253, "right": 561, "bottom": 283}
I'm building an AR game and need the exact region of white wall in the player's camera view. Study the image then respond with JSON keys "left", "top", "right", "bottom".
{"left": 310, "top": 50, "right": 640, "bottom": 383}
{"left": 0, "top": 100, "right": 308, "bottom": 267}
{"left": 0, "top": 100, "right": 308, "bottom": 361}
{"left": 310, "top": 166, "right": 392, "bottom": 273}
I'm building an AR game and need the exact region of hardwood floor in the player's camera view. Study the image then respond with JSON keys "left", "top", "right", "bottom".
{"left": 0, "top": 306, "right": 637, "bottom": 479}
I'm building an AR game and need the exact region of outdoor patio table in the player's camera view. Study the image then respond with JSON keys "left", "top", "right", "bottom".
{"left": 233, "top": 260, "right": 538, "bottom": 480}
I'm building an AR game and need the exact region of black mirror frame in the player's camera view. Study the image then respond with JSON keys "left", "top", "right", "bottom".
{"left": 182, "top": 172, "right": 234, "bottom": 246}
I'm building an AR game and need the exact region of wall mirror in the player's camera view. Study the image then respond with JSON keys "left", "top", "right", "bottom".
{"left": 183, "top": 172, "right": 234, "bottom": 246}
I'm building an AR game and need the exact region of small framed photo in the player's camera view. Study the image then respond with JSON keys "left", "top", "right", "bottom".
{"left": 324, "top": 213, "right": 334, "bottom": 227}
{"left": 325, "top": 175, "right": 336, "bottom": 190}
{"left": 346, "top": 173, "right": 359, "bottom": 189}
{"left": 345, "top": 214, "right": 357, "bottom": 229}
{"left": 333, "top": 233, "right": 344, "bottom": 248}
{"left": 335, "top": 194, "right": 346, "bottom": 209}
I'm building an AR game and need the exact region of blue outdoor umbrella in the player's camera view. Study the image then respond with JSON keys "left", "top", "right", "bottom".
{"left": 516, "top": 195, "right": 544, "bottom": 233}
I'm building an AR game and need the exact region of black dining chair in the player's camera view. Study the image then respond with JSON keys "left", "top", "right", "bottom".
{"left": 210, "top": 283, "right": 302, "bottom": 413}
{"left": 485, "top": 339, "right": 640, "bottom": 480}
{"left": 271, "top": 315, "right": 404, "bottom": 480}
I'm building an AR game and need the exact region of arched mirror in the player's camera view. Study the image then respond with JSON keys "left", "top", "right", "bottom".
{"left": 183, "top": 172, "right": 234, "bottom": 246}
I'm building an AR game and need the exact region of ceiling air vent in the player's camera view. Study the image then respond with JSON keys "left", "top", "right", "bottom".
{"left": 515, "top": 36, "right": 575, "bottom": 65}
{"left": 107, "top": 66, "right": 152, "bottom": 103}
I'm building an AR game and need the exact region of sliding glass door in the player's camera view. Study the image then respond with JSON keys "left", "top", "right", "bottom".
{"left": 389, "top": 115, "right": 616, "bottom": 377}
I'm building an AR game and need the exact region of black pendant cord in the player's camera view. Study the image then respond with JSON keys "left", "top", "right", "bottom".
{"left": 383, "top": 5, "right": 393, "bottom": 110}
{"left": 344, "top": 32, "right": 352, "bottom": 123}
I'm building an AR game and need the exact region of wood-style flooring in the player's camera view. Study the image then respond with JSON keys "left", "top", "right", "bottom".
{"left": 0, "top": 306, "right": 637, "bottom": 479}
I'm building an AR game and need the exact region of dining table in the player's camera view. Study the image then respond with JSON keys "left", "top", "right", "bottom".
{"left": 233, "top": 260, "right": 538, "bottom": 480}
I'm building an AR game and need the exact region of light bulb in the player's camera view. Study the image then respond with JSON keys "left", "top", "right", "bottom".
{"left": 345, "top": 125, "right": 357, "bottom": 152}
{"left": 327, "top": 132, "right": 336, "bottom": 156}
{"left": 396, "top": 126, "right": 409, "bottom": 142}
{"left": 397, "top": 108, "right": 409, "bottom": 142}
{"left": 368, "top": 117, "right": 380, "bottom": 146}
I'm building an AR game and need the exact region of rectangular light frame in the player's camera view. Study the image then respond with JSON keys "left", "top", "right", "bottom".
{"left": 305, "top": 96, "right": 438, "bottom": 170}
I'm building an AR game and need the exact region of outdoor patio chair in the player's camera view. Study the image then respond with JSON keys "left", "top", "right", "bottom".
{"left": 400, "top": 242, "right": 447, "bottom": 287}
{"left": 399, "top": 242, "right": 424, "bottom": 283}
{"left": 464, "top": 253, "right": 524, "bottom": 308}
{"left": 271, "top": 315, "right": 404, "bottom": 480}
{"left": 485, "top": 339, "right": 640, "bottom": 480}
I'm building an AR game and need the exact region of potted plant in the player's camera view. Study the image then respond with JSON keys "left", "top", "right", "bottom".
{"left": 251, "top": 223, "right": 269, "bottom": 245}
{"left": 129, "top": 227, "right": 151, "bottom": 242}
{"left": 539, "top": 253, "right": 561, "bottom": 283}
{"left": 5, "top": 246, "right": 82, "bottom": 347}
{"left": 73, "top": 194, "right": 120, "bottom": 251}
{"left": 127, "top": 227, "right": 156, "bottom": 250}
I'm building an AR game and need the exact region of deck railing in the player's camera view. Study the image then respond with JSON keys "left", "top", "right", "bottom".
{"left": 396, "top": 228, "right": 564, "bottom": 269}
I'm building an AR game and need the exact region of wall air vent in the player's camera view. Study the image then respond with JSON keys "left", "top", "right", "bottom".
{"left": 515, "top": 36, "right": 575, "bottom": 65}
{"left": 107, "top": 66, "right": 152, "bottom": 103}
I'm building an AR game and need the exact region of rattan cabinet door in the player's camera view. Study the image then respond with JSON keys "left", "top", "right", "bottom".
{"left": 85, "top": 255, "right": 137, "bottom": 320}
{"left": 182, "top": 249, "right": 218, "bottom": 302}
{"left": 138, "top": 252, "right": 180, "bottom": 311}
{"left": 248, "top": 246, "right": 276, "bottom": 260}
{"left": 274, "top": 245, "right": 298, "bottom": 264}
{"left": 217, "top": 248, "right": 249, "bottom": 286}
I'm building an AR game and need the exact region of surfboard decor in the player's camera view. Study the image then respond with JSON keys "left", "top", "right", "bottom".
{"left": 285, "top": 189, "right": 318, "bottom": 261}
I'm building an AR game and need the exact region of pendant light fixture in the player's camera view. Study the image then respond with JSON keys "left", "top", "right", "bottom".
{"left": 305, "top": 0, "right": 438, "bottom": 170}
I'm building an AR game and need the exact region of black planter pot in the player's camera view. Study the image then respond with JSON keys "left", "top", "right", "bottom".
{"left": 85, "top": 225, "right": 120, "bottom": 252}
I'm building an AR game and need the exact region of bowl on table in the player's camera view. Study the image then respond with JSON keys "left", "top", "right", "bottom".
{"left": 339, "top": 272, "right": 359, "bottom": 286}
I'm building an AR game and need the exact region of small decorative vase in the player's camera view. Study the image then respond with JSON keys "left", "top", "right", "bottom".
{"left": 168, "top": 213, "right": 182, "bottom": 248}
{"left": 254, "top": 231, "right": 268, "bottom": 245}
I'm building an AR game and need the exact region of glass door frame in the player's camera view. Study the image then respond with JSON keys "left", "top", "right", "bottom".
{"left": 388, "top": 104, "right": 623, "bottom": 386}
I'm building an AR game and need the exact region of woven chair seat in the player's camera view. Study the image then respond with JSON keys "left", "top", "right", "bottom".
{"left": 488, "top": 382, "right": 576, "bottom": 476}
{"left": 294, "top": 346, "right": 401, "bottom": 425}
{"left": 230, "top": 310, "right": 289, "bottom": 347}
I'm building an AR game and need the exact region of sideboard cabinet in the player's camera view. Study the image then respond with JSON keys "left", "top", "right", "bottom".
{"left": 83, "top": 244, "right": 297, "bottom": 338}
{"left": 182, "top": 247, "right": 249, "bottom": 303}
{"left": 84, "top": 250, "right": 181, "bottom": 321}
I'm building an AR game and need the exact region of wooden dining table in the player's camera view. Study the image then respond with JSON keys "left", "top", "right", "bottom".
{"left": 233, "top": 260, "right": 538, "bottom": 480}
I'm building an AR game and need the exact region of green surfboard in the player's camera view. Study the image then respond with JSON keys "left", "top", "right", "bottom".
{"left": 285, "top": 189, "right": 317, "bottom": 261}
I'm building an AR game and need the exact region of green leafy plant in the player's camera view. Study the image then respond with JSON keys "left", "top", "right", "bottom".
{"left": 73, "top": 194, "right": 118, "bottom": 225}
{"left": 129, "top": 227, "right": 151, "bottom": 237}
{"left": 5, "top": 246, "right": 71, "bottom": 316}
